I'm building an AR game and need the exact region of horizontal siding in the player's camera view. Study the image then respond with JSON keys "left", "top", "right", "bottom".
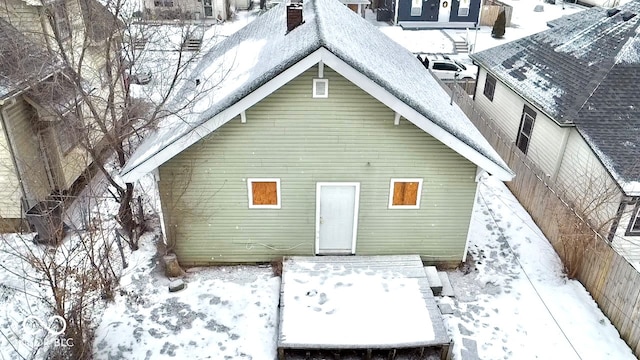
{"left": 0, "top": 0, "right": 46, "bottom": 46}
{"left": 475, "top": 69, "right": 522, "bottom": 142}
{"left": 159, "top": 66, "right": 477, "bottom": 264}
{"left": 475, "top": 68, "right": 568, "bottom": 177}
{"left": 556, "top": 129, "right": 621, "bottom": 228}
{"left": 527, "top": 114, "right": 568, "bottom": 177}
{"left": 0, "top": 115, "right": 23, "bottom": 218}
{"left": 4, "top": 98, "right": 52, "bottom": 207}
{"left": 60, "top": 147, "right": 90, "bottom": 189}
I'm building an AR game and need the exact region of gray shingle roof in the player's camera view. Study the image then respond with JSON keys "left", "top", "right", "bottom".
{"left": 0, "top": 18, "right": 60, "bottom": 100}
{"left": 471, "top": 1, "right": 640, "bottom": 193}
{"left": 122, "top": 0, "right": 512, "bottom": 179}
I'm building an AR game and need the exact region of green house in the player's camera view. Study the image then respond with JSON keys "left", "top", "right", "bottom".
{"left": 121, "top": 0, "right": 513, "bottom": 265}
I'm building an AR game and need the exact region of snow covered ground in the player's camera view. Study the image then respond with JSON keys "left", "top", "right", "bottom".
{"left": 441, "top": 175, "right": 635, "bottom": 360}
{"left": 92, "top": 240, "right": 281, "bottom": 359}
{"left": 56, "top": 174, "right": 640, "bottom": 359}
{"left": 0, "top": 1, "right": 636, "bottom": 359}
{"left": 0, "top": 176, "right": 634, "bottom": 359}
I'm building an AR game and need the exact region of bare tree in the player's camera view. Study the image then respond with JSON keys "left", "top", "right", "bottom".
{"left": 6, "top": 0, "right": 225, "bottom": 249}
{"left": 0, "top": 0, "right": 229, "bottom": 357}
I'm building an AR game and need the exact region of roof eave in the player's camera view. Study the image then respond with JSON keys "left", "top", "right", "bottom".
{"left": 472, "top": 57, "right": 574, "bottom": 127}
{"left": 122, "top": 47, "right": 514, "bottom": 183}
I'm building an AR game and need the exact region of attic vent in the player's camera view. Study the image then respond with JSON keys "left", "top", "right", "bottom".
{"left": 607, "top": 8, "right": 620, "bottom": 17}
{"left": 313, "top": 78, "right": 328, "bottom": 98}
{"left": 622, "top": 11, "right": 636, "bottom": 21}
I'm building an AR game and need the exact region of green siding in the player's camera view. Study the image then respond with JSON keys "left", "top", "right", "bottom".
{"left": 159, "top": 66, "right": 478, "bottom": 264}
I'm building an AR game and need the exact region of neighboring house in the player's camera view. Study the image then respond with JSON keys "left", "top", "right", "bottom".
{"left": 391, "top": 0, "right": 481, "bottom": 28}
{"left": 142, "top": 0, "right": 250, "bottom": 20}
{"left": 470, "top": 2, "right": 640, "bottom": 262}
{"left": 120, "top": 0, "right": 513, "bottom": 265}
{"left": 0, "top": 0, "right": 118, "bottom": 230}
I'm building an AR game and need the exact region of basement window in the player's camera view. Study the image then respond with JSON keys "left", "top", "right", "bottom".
{"left": 248, "top": 178, "right": 281, "bottom": 209}
{"left": 388, "top": 178, "right": 423, "bottom": 209}
{"left": 313, "top": 79, "right": 328, "bottom": 98}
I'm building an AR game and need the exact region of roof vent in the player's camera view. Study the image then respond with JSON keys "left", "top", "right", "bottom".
{"left": 287, "top": 1, "right": 304, "bottom": 33}
{"left": 312, "top": 78, "right": 328, "bottom": 98}
{"left": 607, "top": 8, "right": 620, "bottom": 17}
{"left": 622, "top": 11, "right": 636, "bottom": 21}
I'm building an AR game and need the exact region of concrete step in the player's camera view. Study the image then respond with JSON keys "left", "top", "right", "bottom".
{"left": 424, "top": 266, "right": 443, "bottom": 295}
{"left": 454, "top": 41, "right": 468, "bottom": 54}
{"left": 182, "top": 38, "right": 202, "bottom": 51}
{"left": 438, "top": 271, "right": 455, "bottom": 297}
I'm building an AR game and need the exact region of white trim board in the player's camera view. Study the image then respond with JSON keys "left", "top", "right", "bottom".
{"left": 121, "top": 49, "right": 325, "bottom": 183}
{"left": 247, "top": 178, "right": 282, "bottom": 209}
{"left": 121, "top": 47, "right": 513, "bottom": 182}
{"left": 388, "top": 178, "right": 423, "bottom": 209}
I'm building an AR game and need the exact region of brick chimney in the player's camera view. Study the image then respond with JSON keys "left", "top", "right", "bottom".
{"left": 287, "top": 1, "right": 304, "bottom": 33}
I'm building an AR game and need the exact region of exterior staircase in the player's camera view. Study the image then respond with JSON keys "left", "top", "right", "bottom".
{"left": 454, "top": 39, "right": 469, "bottom": 54}
{"left": 182, "top": 37, "right": 202, "bottom": 51}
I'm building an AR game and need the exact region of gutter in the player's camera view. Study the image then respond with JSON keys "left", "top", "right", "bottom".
{"left": 0, "top": 98, "right": 29, "bottom": 212}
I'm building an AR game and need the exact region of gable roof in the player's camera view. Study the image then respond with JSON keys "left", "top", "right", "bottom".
{"left": 120, "top": 0, "right": 513, "bottom": 182}
{"left": 80, "top": 0, "right": 122, "bottom": 43}
{"left": 0, "top": 18, "right": 60, "bottom": 101}
{"left": 471, "top": 1, "right": 640, "bottom": 195}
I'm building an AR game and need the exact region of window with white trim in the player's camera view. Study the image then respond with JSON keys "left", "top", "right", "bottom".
{"left": 313, "top": 79, "right": 328, "bottom": 98}
{"left": 388, "top": 178, "right": 423, "bottom": 209}
{"left": 247, "top": 178, "right": 281, "bottom": 209}
{"left": 627, "top": 204, "right": 640, "bottom": 236}
{"left": 516, "top": 105, "right": 536, "bottom": 154}
{"left": 458, "top": 0, "right": 470, "bottom": 16}
{"left": 483, "top": 73, "right": 496, "bottom": 101}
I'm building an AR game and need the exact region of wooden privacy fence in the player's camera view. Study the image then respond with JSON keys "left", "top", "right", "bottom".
{"left": 480, "top": 0, "right": 512, "bottom": 27}
{"left": 448, "top": 84, "right": 640, "bottom": 356}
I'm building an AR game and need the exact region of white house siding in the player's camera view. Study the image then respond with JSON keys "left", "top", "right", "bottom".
{"left": 158, "top": 66, "right": 478, "bottom": 264}
{"left": 143, "top": 0, "right": 226, "bottom": 19}
{"left": 0, "top": 0, "right": 44, "bottom": 46}
{"left": 0, "top": 116, "right": 23, "bottom": 219}
{"left": 612, "top": 204, "right": 640, "bottom": 270}
{"left": 2, "top": 99, "right": 52, "bottom": 208}
{"left": 555, "top": 129, "right": 622, "bottom": 230}
{"left": 474, "top": 69, "right": 570, "bottom": 179}
{"left": 59, "top": 147, "right": 91, "bottom": 189}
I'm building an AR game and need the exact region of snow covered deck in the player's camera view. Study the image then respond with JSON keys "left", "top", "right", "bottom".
{"left": 277, "top": 255, "right": 450, "bottom": 358}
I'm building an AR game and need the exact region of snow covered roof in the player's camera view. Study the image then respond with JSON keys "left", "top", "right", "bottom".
{"left": 472, "top": 1, "right": 640, "bottom": 195}
{"left": 121, "top": 0, "right": 513, "bottom": 182}
{"left": 0, "top": 18, "right": 61, "bottom": 101}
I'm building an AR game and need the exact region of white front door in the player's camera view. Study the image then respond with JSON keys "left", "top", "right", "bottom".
{"left": 438, "top": 0, "right": 451, "bottom": 22}
{"left": 315, "top": 183, "right": 360, "bottom": 255}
